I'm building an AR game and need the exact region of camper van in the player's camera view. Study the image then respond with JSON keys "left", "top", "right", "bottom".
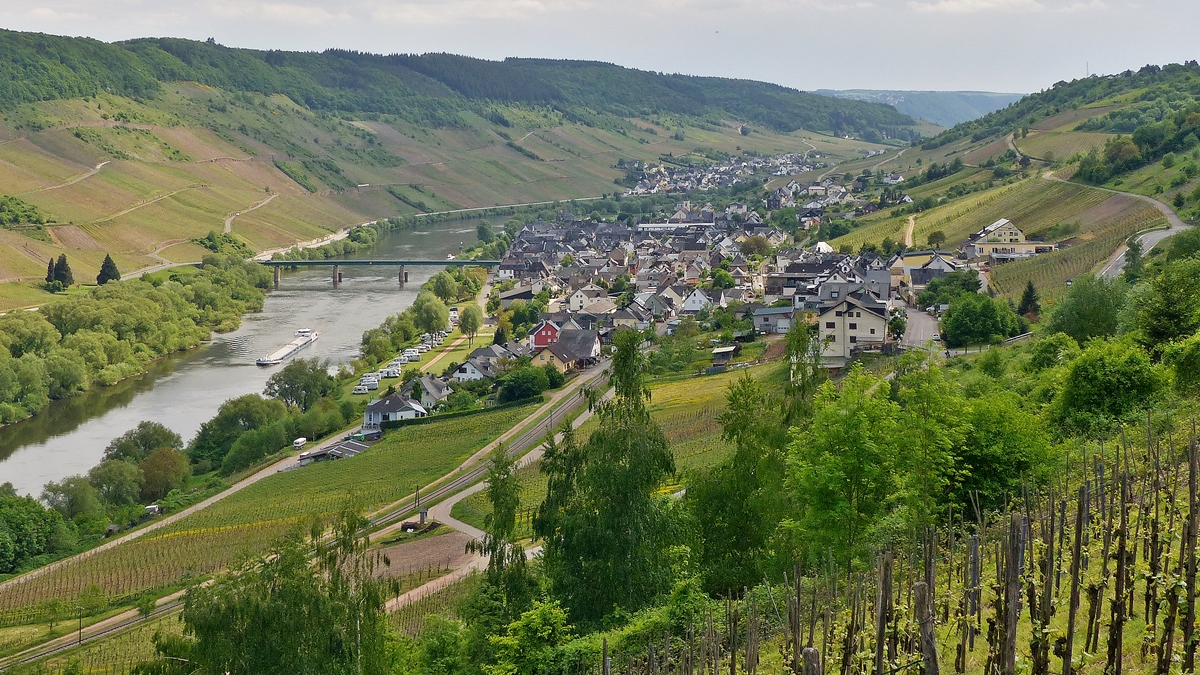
{"left": 293, "top": 437, "right": 307, "bottom": 450}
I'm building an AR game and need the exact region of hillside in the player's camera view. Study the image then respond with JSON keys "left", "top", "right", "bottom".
{"left": 0, "top": 30, "right": 921, "bottom": 308}
{"left": 817, "top": 89, "right": 1024, "bottom": 126}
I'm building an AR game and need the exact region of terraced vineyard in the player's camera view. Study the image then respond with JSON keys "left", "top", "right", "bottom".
{"left": 0, "top": 403, "right": 538, "bottom": 624}
{"left": 1016, "top": 130, "right": 1114, "bottom": 161}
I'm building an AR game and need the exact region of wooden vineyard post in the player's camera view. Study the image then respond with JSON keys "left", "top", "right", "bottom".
{"left": 1002, "top": 514, "right": 1021, "bottom": 675}
{"left": 1186, "top": 438, "right": 1199, "bottom": 675}
{"left": 876, "top": 551, "right": 894, "bottom": 675}
{"left": 803, "top": 647, "right": 822, "bottom": 675}
{"left": 1064, "top": 485, "right": 1086, "bottom": 675}
{"left": 1105, "top": 475, "right": 1129, "bottom": 675}
{"left": 916, "top": 581, "right": 941, "bottom": 675}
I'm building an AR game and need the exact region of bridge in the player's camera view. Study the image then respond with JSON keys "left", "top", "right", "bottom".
{"left": 261, "top": 259, "right": 501, "bottom": 287}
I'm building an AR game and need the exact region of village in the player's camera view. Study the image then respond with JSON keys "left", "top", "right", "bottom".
{"left": 352, "top": 179, "right": 1059, "bottom": 434}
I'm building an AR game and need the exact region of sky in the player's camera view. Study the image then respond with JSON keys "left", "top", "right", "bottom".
{"left": 1, "top": 0, "right": 1197, "bottom": 94}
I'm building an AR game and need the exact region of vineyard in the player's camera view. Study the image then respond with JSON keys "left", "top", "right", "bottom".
{"left": 1016, "top": 131, "right": 1115, "bottom": 161}
{"left": 390, "top": 573, "right": 481, "bottom": 639}
{"left": 989, "top": 196, "right": 1165, "bottom": 301}
{"left": 0, "top": 403, "right": 539, "bottom": 624}
{"left": 6, "top": 613, "right": 185, "bottom": 675}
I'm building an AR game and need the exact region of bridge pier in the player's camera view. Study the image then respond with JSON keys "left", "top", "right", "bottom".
{"left": 399, "top": 265, "right": 407, "bottom": 284}
{"left": 333, "top": 264, "right": 341, "bottom": 286}
{"left": 273, "top": 266, "right": 280, "bottom": 289}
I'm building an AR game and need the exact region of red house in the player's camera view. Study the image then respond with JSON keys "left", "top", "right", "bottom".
{"left": 529, "top": 320, "right": 560, "bottom": 350}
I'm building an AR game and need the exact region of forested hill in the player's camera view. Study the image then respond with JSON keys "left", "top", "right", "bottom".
{"left": 0, "top": 29, "right": 918, "bottom": 140}
{"left": 922, "top": 61, "right": 1200, "bottom": 149}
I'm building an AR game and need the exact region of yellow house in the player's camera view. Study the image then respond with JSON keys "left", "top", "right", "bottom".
{"left": 964, "top": 219, "right": 1057, "bottom": 260}
{"left": 534, "top": 345, "right": 571, "bottom": 374}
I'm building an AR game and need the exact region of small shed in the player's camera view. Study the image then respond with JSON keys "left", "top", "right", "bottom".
{"left": 711, "top": 345, "right": 741, "bottom": 367}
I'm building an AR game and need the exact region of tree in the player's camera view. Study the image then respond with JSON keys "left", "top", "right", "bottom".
{"left": 189, "top": 395, "right": 287, "bottom": 468}
{"left": 1168, "top": 227, "right": 1200, "bottom": 261}
{"left": 888, "top": 314, "right": 907, "bottom": 341}
{"left": 139, "top": 448, "right": 191, "bottom": 502}
{"left": 926, "top": 230, "right": 947, "bottom": 249}
{"left": 787, "top": 365, "right": 901, "bottom": 565}
{"left": 1131, "top": 258, "right": 1200, "bottom": 353}
{"left": 710, "top": 269, "right": 735, "bottom": 289}
{"left": 1123, "top": 236, "right": 1145, "bottom": 281}
{"left": 53, "top": 254, "right": 73, "bottom": 287}
{"left": 1028, "top": 332, "right": 1080, "bottom": 371}
{"left": 740, "top": 235, "right": 771, "bottom": 256}
{"left": 45, "top": 258, "right": 55, "bottom": 284}
{"left": 104, "top": 421, "right": 184, "bottom": 463}
{"left": 149, "top": 511, "right": 394, "bottom": 675}
{"left": 1017, "top": 280, "right": 1041, "bottom": 318}
{"left": 477, "top": 221, "right": 495, "bottom": 243}
{"left": 1053, "top": 339, "right": 1159, "bottom": 436}
{"left": 498, "top": 366, "right": 549, "bottom": 402}
{"left": 459, "top": 305, "right": 483, "bottom": 348}
{"left": 534, "top": 328, "right": 676, "bottom": 626}
{"left": 941, "top": 293, "right": 1022, "bottom": 348}
{"left": 917, "top": 269, "right": 981, "bottom": 308}
{"left": 466, "top": 443, "right": 533, "bottom": 620}
{"left": 1165, "top": 330, "right": 1200, "bottom": 396}
{"left": 96, "top": 254, "right": 121, "bottom": 285}
{"left": 783, "top": 320, "right": 828, "bottom": 424}
{"left": 486, "top": 600, "right": 574, "bottom": 675}
{"left": 430, "top": 272, "right": 461, "bottom": 303}
{"left": 264, "top": 358, "right": 334, "bottom": 412}
{"left": 41, "top": 475, "right": 104, "bottom": 521}
{"left": 0, "top": 494, "right": 66, "bottom": 573}
{"left": 414, "top": 292, "right": 450, "bottom": 334}
{"left": 87, "top": 459, "right": 144, "bottom": 507}
{"left": 1045, "top": 274, "right": 1128, "bottom": 345}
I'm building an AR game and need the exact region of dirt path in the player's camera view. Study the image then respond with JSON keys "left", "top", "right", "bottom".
{"left": 224, "top": 193, "right": 277, "bottom": 233}
{"left": 91, "top": 184, "right": 208, "bottom": 225}
{"left": 904, "top": 215, "right": 916, "bottom": 247}
{"left": 873, "top": 147, "right": 908, "bottom": 172}
{"left": 1043, "top": 170, "right": 1190, "bottom": 278}
{"left": 26, "top": 161, "right": 110, "bottom": 194}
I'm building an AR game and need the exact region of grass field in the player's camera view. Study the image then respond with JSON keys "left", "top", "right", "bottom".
{"left": 0, "top": 403, "right": 539, "bottom": 622}
{"left": 1016, "top": 130, "right": 1114, "bottom": 162}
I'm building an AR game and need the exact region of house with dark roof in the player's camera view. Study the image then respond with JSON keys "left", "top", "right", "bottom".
{"left": 817, "top": 289, "right": 890, "bottom": 362}
{"left": 364, "top": 393, "right": 427, "bottom": 429}
{"left": 452, "top": 357, "right": 499, "bottom": 382}
{"left": 401, "top": 375, "right": 453, "bottom": 409}
{"left": 534, "top": 329, "right": 601, "bottom": 373}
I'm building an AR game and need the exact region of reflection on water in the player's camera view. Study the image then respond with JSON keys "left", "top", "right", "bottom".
{"left": 0, "top": 220, "right": 486, "bottom": 496}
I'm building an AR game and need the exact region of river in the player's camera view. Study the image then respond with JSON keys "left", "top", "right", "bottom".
{"left": 0, "top": 219, "right": 487, "bottom": 497}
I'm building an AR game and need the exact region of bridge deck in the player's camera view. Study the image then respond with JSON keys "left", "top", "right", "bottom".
{"left": 260, "top": 259, "right": 500, "bottom": 267}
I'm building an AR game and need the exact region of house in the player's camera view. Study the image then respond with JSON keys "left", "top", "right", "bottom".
{"left": 534, "top": 329, "right": 601, "bottom": 373}
{"left": 499, "top": 285, "right": 536, "bottom": 308}
{"left": 528, "top": 319, "right": 561, "bottom": 350}
{"left": 469, "top": 344, "right": 515, "bottom": 366}
{"left": 817, "top": 290, "right": 890, "bottom": 362}
{"left": 962, "top": 218, "right": 1058, "bottom": 261}
{"left": 568, "top": 284, "right": 607, "bottom": 312}
{"left": 753, "top": 306, "right": 795, "bottom": 334}
{"left": 364, "top": 393, "right": 428, "bottom": 429}
{"left": 681, "top": 288, "right": 712, "bottom": 314}
{"left": 452, "top": 357, "right": 499, "bottom": 382}
{"left": 401, "top": 375, "right": 453, "bottom": 409}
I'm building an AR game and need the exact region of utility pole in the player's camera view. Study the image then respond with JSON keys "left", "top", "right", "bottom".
{"left": 77, "top": 606, "right": 84, "bottom": 645}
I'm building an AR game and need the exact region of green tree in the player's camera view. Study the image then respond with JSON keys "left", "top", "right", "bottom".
{"left": 740, "top": 235, "right": 771, "bottom": 256}
{"left": 688, "top": 373, "right": 788, "bottom": 593}
{"left": 45, "top": 258, "right": 55, "bottom": 285}
{"left": 41, "top": 475, "right": 104, "bottom": 521}
{"left": 1168, "top": 227, "right": 1200, "bottom": 261}
{"left": 888, "top": 314, "right": 907, "bottom": 341}
{"left": 1053, "top": 339, "right": 1159, "bottom": 436}
{"left": 534, "top": 328, "right": 676, "bottom": 626}
{"left": 264, "top": 357, "right": 334, "bottom": 412}
{"left": 1045, "top": 274, "right": 1128, "bottom": 345}
{"left": 430, "top": 272, "right": 461, "bottom": 303}
{"left": 786, "top": 365, "right": 901, "bottom": 566}
{"left": 104, "top": 421, "right": 184, "bottom": 463}
{"left": 941, "top": 293, "right": 1021, "bottom": 348}
{"left": 189, "top": 395, "right": 287, "bottom": 468}
{"left": 485, "top": 599, "right": 575, "bottom": 675}
{"left": 459, "top": 305, "right": 483, "bottom": 348}
{"left": 1131, "top": 258, "right": 1200, "bottom": 353}
{"left": 710, "top": 269, "right": 735, "bottom": 289}
{"left": 1016, "top": 280, "right": 1040, "bottom": 318}
{"left": 87, "top": 459, "right": 144, "bottom": 507}
{"left": 926, "top": 230, "right": 947, "bottom": 249}
{"left": 467, "top": 444, "right": 533, "bottom": 620}
{"left": 139, "top": 448, "right": 191, "bottom": 502}
{"left": 783, "top": 320, "right": 827, "bottom": 424}
{"left": 53, "top": 254, "right": 73, "bottom": 287}
{"left": 414, "top": 292, "right": 451, "bottom": 335}
{"left": 1123, "top": 236, "right": 1145, "bottom": 281}
{"left": 498, "top": 366, "right": 548, "bottom": 402}
{"left": 96, "top": 254, "right": 121, "bottom": 285}
{"left": 950, "top": 391, "right": 1053, "bottom": 511}
{"left": 542, "top": 363, "right": 564, "bottom": 389}
{"left": 477, "top": 221, "right": 495, "bottom": 243}
{"left": 1028, "top": 332, "right": 1080, "bottom": 371}
{"left": 917, "top": 269, "right": 981, "bottom": 308}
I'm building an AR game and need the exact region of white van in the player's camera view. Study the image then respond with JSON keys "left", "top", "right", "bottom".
{"left": 383, "top": 368, "right": 400, "bottom": 378}
{"left": 365, "top": 380, "right": 379, "bottom": 390}
{"left": 352, "top": 385, "right": 369, "bottom": 395}
{"left": 293, "top": 437, "right": 307, "bottom": 450}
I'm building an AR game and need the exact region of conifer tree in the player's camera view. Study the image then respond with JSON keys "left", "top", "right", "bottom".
{"left": 52, "top": 254, "right": 73, "bottom": 287}
{"left": 45, "top": 258, "right": 54, "bottom": 284}
{"left": 1017, "top": 280, "right": 1041, "bottom": 317}
{"left": 96, "top": 254, "right": 121, "bottom": 285}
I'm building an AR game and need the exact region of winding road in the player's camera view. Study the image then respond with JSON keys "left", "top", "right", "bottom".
{"left": 224, "top": 193, "right": 278, "bottom": 233}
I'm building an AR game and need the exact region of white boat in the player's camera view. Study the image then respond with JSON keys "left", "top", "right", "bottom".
{"left": 256, "top": 331, "right": 320, "bottom": 366}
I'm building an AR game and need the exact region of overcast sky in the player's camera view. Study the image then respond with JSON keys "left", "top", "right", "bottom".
{"left": 2, "top": 0, "right": 1196, "bottom": 94}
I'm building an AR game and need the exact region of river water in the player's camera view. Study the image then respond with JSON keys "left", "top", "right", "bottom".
{"left": 0, "top": 220, "right": 485, "bottom": 497}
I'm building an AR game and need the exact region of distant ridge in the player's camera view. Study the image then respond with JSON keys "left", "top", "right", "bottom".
{"left": 816, "top": 90, "right": 1025, "bottom": 127}
{"left": 0, "top": 29, "right": 921, "bottom": 141}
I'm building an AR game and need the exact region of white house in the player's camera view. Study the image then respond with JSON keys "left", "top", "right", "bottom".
{"left": 452, "top": 357, "right": 498, "bottom": 382}
{"left": 681, "top": 288, "right": 712, "bottom": 314}
{"left": 817, "top": 291, "right": 890, "bottom": 361}
{"left": 363, "top": 393, "right": 427, "bottom": 429}
{"left": 568, "top": 284, "right": 607, "bottom": 312}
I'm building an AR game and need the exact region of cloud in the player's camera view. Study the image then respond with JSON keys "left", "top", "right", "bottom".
{"left": 368, "top": 0, "right": 589, "bottom": 25}
{"left": 206, "top": 1, "right": 353, "bottom": 25}
{"left": 907, "top": 0, "right": 1042, "bottom": 12}
{"left": 23, "top": 6, "right": 91, "bottom": 21}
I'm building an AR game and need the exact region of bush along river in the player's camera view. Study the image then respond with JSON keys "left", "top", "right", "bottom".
{"left": 0, "top": 219, "right": 485, "bottom": 497}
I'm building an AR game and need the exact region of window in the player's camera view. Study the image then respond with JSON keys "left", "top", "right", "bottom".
{"left": 831, "top": 291, "right": 839, "bottom": 298}
{"left": 856, "top": 312, "right": 862, "bottom": 317}
{"left": 835, "top": 311, "right": 843, "bottom": 317}
{"left": 850, "top": 336, "right": 857, "bottom": 343}
{"left": 826, "top": 321, "right": 836, "bottom": 329}
{"left": 870, "top": 328, "right": 876, "bottom": 334}
{"left": 849, "top": 323, "right": 857, "bottom": 330}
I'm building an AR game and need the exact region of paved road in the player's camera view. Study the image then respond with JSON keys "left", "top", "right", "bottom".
{"left": 224, "top": 193, "right": 277, "bottom": 233}
{"left": 901, "top": 302, "right": 940, "bottom": 347}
